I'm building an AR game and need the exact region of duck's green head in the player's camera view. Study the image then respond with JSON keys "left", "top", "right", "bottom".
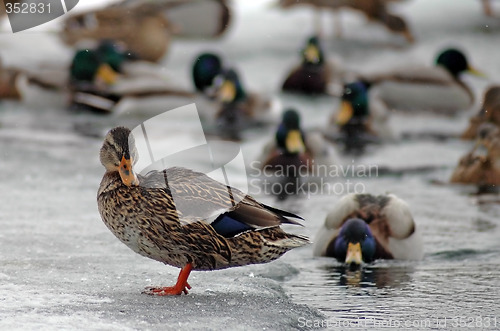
{"left": 329, "top": 218, "right": 377, "bottom": 269}
{"left": 213, "top": 68, "right": 246, "bottom": 104}
{"left": 336, "top": 82, "right": 369, "bottom": 126}
{"left": 192, "top": 53, "right": 223, "bottom": 92}
{"left": 96, "top": 40, "right": 133, "bottom": 73}
{"left": 302, "top": 36, "right": 324, "bottom": 65}
{"left": 276, "top": 109, "right": 306, "bottom": 154}
{"left": 435, "top": 48, "right": 482, "bottom": 78}
{"left": 70, "top": 48, "right": 119, "bottom": 85}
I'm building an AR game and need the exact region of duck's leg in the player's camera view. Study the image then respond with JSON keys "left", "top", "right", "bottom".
{"left": 482, "top": 0, "right": 493, "bottom": 16}
{"left": 144, "top": 263, "right": 193, "bottom": 296}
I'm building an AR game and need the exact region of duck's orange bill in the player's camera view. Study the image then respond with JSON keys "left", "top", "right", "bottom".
{"left": 345, "top": 242, "right": 363, "bottom": 265}
{"left": 336, "top": 101, "right": 354, "bottom": 125}
{"left": 119, "top": 155, "right": 139, "bottom": 187}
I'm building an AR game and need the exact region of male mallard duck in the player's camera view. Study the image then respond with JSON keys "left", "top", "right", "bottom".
{"left": 451, "top": 123, "right": 500, "bottom": 189}
{"left": 313, "top": 193, "right": 423, "bottom": 267}
{"left": 278, "top": 0, "right": 413, "bottom": 43}
{"left": 282, "top": 36, "right": 334, "bottom": 95}
{"left": 461, "top": 86, "right": 500, "bottom": 140}
{"left": 97, "top": 126, "right": 309, "bottom": 295}
{"left": 360, "top": 48, "right": 481, "bottom": 114}
{"left": 192, "top": 53, "right": 278, "bottom": 139}
{"left": 329, "top": 81, "right": 391, "bottom": 152}
{"left": 69, "top": 41, "right": 193, "bottom": 113}
{"left": 261, "top": 109, "right": 336, "bottom": 171}
{"left": 258, "top": 109, "right": 336, "bottom": 198}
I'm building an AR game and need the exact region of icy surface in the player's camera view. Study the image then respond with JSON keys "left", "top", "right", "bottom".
{"left": 1, "top": 0, "right": 500, "bottom": 330}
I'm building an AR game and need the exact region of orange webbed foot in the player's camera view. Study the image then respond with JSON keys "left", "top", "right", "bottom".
{"left": 143, "top": 264, "right": 193, "bottom": 296}
{"left": 143, "top": 282, "right": 192, "bottom": 296}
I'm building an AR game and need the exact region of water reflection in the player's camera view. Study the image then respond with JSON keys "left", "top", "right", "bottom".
{"left": 321, "top": 264, "right": 414, "bottom": 289}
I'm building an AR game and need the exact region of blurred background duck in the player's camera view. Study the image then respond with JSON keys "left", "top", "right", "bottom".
{"left": 97, "top": 126, "right": 309, "bottom": 295}
{"left": 359, "top": 48, "right": 482, "bottom": 115}
{"left": 69, "top": 40, "right": 193, "bottom": 113}
{"left": 313, "top": 193, "right": 423, "bottom": 268}
{"left": 0, "top": 55, "right": 68, "bottom": 107}
{"left": 451, "top": 123, "right": 500, "bottom": 191}
{"left": 461, "top": 86, "right": 500, "bottom": 140}
{"left": 192, "top": 53, "right": 279, "bottom": 139}
{"left": 258, "top": 109, "right": 336, "bottom": 186}
{"left": 281, "top": 36, "right": 339, "bottom": 95}
{"left": 277, "top": 0, "right": 413, "bottom": 43}
{"left": 326, "top": 81, "right": 391, "bottom": 153}
{"left": 61, "top": 0, "right": 232, "bottom": 63}
{"left": 364, "top": 48, "right": 480, "bottom": 112}
{"left": 61, "top": 4, "right": 172, "bottom": 63}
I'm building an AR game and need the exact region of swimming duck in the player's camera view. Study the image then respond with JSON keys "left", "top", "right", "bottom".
{"left": 281, "top": 36, "right": 334, "bottom": 95}
{"left": 97, "top": 126, "right": 309, "bottom": 295}
{"left": 451, "top": 123, "right": 500, "bottom": 189}
{"left": 461, "top": 86, "right": 500, "bottom": 140}
{"left": 192, "top": 53, "right": 278, "bottom": 138}
{"left": 330, "top": 81, "right": 391, "bottom": 152}
{"left": 313, "top": 193, "right": 423, "bottom": 267}
{"left": 258, "top": 109, "right": 336, "bottom": 199}
{"left": 360, "top": 48, "right": 481, "bottom": 114}
{"left": 278, "top": 0, "right": 413, "bottom": 43}
{"left": 69, "top": 41, "right": 193, "bottom": 113}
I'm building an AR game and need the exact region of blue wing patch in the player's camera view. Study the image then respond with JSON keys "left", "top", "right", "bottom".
{"left": 211, "top": 214, "right": 254, "bottom": 238}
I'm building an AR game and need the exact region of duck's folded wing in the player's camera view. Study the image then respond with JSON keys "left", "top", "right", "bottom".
{"left": 142, "top": 167, "right": 303, "bottom": 231}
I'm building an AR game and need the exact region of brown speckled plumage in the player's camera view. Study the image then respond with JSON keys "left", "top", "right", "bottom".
{"left": 97, "top": 127, "right": 309, "bottom": 276}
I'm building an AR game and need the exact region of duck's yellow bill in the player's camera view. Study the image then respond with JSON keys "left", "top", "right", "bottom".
{"left": 336, "top": 101, "right": 354, "bottom": 125}
{"left": 304, "top": 44, "right": 320, "bottom": 64}
{"left": 119, "top": 155, "right": 139, "bottom": 187}
{"left": 96, "top": 63, "right": 119, "bottom": 85}
{"left": 217, "top": 80, "right": 236, "bottom": 103}
{"left": 345, "top": 242, "right": 363, "bottom": 265}
{"left": 467, "top": 66, "right": 487, "bottom": 78}
{"left": 285, "top": 130, "right": 306, "bottom": 154}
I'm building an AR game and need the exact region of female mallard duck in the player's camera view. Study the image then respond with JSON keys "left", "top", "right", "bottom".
{"left": 313, "top": 193, "right": 423, "bottom": 267}
{"left": 329, "top": 81, "right": 391, "bottom": 152}
{"left": 61, "top": 4, "right": 172, "bottom": 62}
{"left": 281, "top": 36, "right": 335, "bottom": 95}
{"left": 116, "top": 0, "right": 231, "bottom": 39}
{"left": 0, "top": 55, "right": 68, "bottom": 107}
{"left": 97, "top": 126, "right": 309, "bottom": 295}
{"left": 461, "top": 86, "right": 500, "bottom": 140}
{"left": 451, "top": 123, "right": 500, "bottom": 189}
{"left": 360, "top": 48, "right": 481, "bottom": 114}
{"left": 278, "top": 0, "right": 413, "bottom": 43}
{"left": 70, "top": 41, "right": 193, "bottom": 113}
